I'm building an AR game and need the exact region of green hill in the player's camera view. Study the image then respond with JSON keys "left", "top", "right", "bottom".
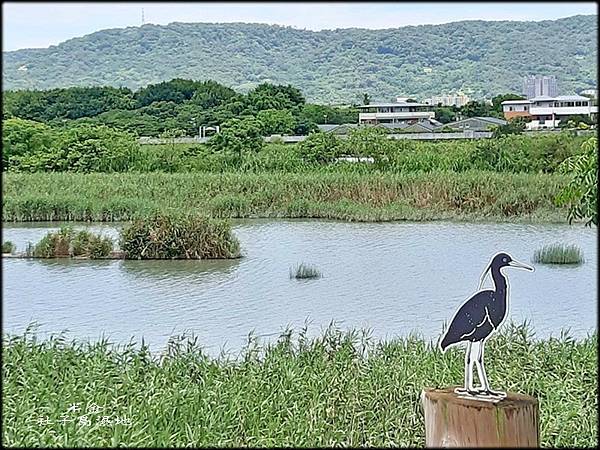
{"left": 2, "top": 15, "right": 597, "bottom": 103}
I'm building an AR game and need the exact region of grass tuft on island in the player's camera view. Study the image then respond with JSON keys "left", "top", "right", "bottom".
{"left": 119, "top": 213, "right": 241, "bottom": 259}
{"left": 29, "top": 226, "right": 113, "bottom": 259}
{"left": 533, "top": 243, "right": 585, "bottom": 265}
{"left": 290, "top": 262, "right": 322, "bottom": 279}
{"left": 1, "top": 322, "right": 596, "bottom": 447}
{"left": 2, "top": 240, "right": 16, "bottom": 254}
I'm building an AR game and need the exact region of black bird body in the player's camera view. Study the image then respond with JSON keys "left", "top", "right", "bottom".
{"left": 440, "top": 266, "right": 508, "bottom": 350}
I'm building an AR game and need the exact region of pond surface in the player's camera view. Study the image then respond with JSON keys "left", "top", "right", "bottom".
{"left": 2, "top": 220, "right": 596, "bottom": 355}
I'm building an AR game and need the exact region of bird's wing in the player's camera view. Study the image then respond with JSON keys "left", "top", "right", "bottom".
{"left": 445, "top": 291, "right": 493, "bottom": 341}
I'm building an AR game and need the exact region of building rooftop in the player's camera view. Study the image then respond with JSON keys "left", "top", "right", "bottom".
{"left": 529, "top": 95, "right": 556, "bottom": 101}
{"left": 316, "top": 124, "right": 340, "bottom": 132}
{"left": 454, "top": 116, "right": 508, "bottom": 125}
{"left": 500, "top": 99, "right": 532, "bottom": 105}
{"left": 554, "top": 94, "right": 591, "bottom": 101}
{"left": 526, "top": 94, "right": 591, "bottom": 102}
{"left": 357, "top": 101, "right": 430, "bottom": 108}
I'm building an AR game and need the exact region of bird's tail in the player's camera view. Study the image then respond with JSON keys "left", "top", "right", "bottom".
{"left": 439, "top": 332, "right": 454, "bottom": 353}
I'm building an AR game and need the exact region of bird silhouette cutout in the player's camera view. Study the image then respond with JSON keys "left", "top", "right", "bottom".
{"left": 440, "top": 252, "right": 534, "bottom": 399}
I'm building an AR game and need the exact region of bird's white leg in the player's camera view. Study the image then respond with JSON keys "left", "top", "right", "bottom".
{"left": 467, "top": 341, "right": 478, "bottom": 392}
{"left": 473, "top": 341, "right": 487, "bottom": 391}
{"left": 477, "top": 341, "right": 506, "bottom": 398}
{"left": 455, "top": 341, "right": 477, "bottom": 395}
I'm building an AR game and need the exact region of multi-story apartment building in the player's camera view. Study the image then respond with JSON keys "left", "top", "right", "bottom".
{"left": 501, "top": 94, "right": 598, "bottom": 129}
{"left": 425, "top": 93, "right": 471, "bottom": 107}
{"left": 357, "top": 99, "right": 435, "bottom": 125}
{"left": 522, "top": 75, "right": 558, "bottom": 99}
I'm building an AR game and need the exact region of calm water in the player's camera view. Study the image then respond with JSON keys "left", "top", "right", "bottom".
{"left": 2, "top": 220, "right": 597, "bottom": 355}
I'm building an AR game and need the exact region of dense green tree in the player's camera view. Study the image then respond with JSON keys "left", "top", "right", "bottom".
{"left": 298, "top": 104, "right": 359, "bottom": 125}
{"left": 432, "top": 106, "right": 457, "bottom": 124}
{"left": 135, "top": 78, "right": 200, "bottom": 107}
{"left": 256, "top": 109, "right": 296, "bottom": 136}
{"left": 7, "top": 124, "right": 139, "bottom": 172}
{"left": 207, "top": 117, "right": 264, "bottom": 158}
{"left": 341, "top": 127, "right": 394, "bottom": 163}
{"left": 297, "top": 132, "right": 340, "bottom": 164}
{"left": 2, "top": 118, "right": 54, "bottom": 169}
{"left": 246, "top": 83, "right": 305, "bottom": 112}
{"left": 189, "top": 81, "right": 237, "bottom": 109}
{"left": 459, "top": 101, "right": 494, "bottom": 118}
{"left": 3, "top": 86, "right": 135, "bottom": 122}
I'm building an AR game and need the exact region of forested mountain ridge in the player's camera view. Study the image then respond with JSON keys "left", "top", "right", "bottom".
{"left": 3, "top": 15, "right": 597, "bottom": 103}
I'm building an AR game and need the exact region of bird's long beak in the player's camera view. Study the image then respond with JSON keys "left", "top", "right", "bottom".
{"left": 509, "top": 259, "right": 534, "bottom": 272}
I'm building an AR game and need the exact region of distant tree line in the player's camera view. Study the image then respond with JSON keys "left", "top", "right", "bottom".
{"left": 2, "top": 79, "right": 359, "bottom": 137}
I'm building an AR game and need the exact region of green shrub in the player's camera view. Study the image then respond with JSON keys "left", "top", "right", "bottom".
{"left": 2, "top": 118, "right": 55, "bottom": 171}
{"left": 556, "top": 136, "right": 597, "bottom": 226}
{"left": 533, "top": 243, "right": 584, "bottom": 265}
{"left": 31, "top": 226, "right": 113, "bottom": 258}
{"left": 71, "top": 230, "right": 114, "bottom": 258}
{"left": 119, "top": 213, "right": 241, "bottom": 259}
{"left": 297, "top": 132, "right": 340, "bottom": 164}
{"left": 207, "top": 117, "right": 264, "bottom": 158}
{"left": 8, "top": 123, "right": 139, "bottom": 173}
{"left": 341, "top": 127, "right": 394, "bottom": 163}
{"left": 33, "top": 226, "right": 73, "bottom": 257}
{"left": 2, "top": 241, "right": 16, "bottom": 254}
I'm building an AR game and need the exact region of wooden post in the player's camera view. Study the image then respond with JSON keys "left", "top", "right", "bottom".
{"left": 421, "top": 387, "right": 539, "bottom": 447}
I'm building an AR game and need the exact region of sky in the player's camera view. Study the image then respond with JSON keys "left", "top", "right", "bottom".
{"left": 2, "top": 2, "right": 597, "bottom": 51}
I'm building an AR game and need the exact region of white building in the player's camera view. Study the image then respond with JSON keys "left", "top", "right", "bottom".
{"left": 424, "top": 93, "right": 471, "bottom": 107}
{"left": 501, "top": 95, "right": 598, "bottom": 129}
{"left": 357, "top": 99, "right": 435, "bottom": 125}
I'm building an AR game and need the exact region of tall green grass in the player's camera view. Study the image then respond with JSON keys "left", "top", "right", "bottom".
{"left": 107, "top": 133, "right": 589, "bottom": 175}
{"left": 2, "top": 171, "right": 570, "bottom": 223}
{"left": 533, "top": 243, "right": 585, "bottom": 265}
{"left": 2, "top": 322, "right": 596, "bottom": 447}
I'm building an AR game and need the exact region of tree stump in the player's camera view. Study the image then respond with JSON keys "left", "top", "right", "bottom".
{"left": 421, "top": 387, "right": 539, "bottom": 447}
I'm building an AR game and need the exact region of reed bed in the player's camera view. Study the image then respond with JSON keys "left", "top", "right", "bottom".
{"left": 2, "top": 171, "right": 570, "bottom": 223}
{"left": 119, "top": 214, "right": 241, "bottom": 259}
{"left": 1, "top": 322, "right": 596, "bottom": 447}
{"left": 533, "top": 243, "right": 585, "bottom": 265}
{"left": 290, "top": 263, "right": 322, "bottom": 279}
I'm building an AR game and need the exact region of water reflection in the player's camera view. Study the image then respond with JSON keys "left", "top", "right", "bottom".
{"left": 26, "top": 257, "right": 115, "bottom": 272}
{"left": 120, "top": 258, "right": 241, "bottom": 284}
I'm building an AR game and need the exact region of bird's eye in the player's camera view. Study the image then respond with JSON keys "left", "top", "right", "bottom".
{"left": 502, "top": 258, "right": 507, "bottom": 262}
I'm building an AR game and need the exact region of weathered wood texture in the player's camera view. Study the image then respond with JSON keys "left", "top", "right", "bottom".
{"left": 421, "top": 387, "right": 539, "bottom": 447}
